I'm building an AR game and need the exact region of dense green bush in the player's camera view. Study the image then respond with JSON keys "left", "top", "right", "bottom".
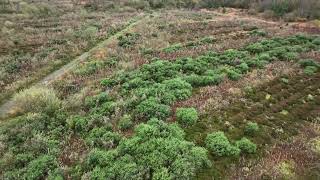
{"left": 13, "top": 86, "right": 61, "bottom": 114}
{"left": 136, "top": 97, "right": 171, "bottom": 120}
{"left": 100, "top": 78, "right": 117, "bottom": 87}
{"left": 118, "top": 114, "right": 133, "bottom": 130}
{"left": 298, "top": 59, "right": 319, "bottom": 68}
{"left": 176, "top": 107, "right": 199, "bottom": 126}
{"left": 304, "top": 66, "right": 318, "bottom": 75}
{"left": 227, "top": 68, "right": 242, "bottom": 80}
{"left": 245, "top": 121, "right": 259, "bottom": 136}
{"left": 67, "top": 115, "right": 88, "bottom": 133}
{"left": 236, "top": 138, "right": 257, "bottom": 154}
{"left": 205, "top": 131, "right": 240, "bottom": 157}
{"left": 90, "top": 101, "right": 117, "bottom": 116}
{"left": 25, "top": 155, "right": 57, "bottom": 180}
{"left": 85, "top": 119, "right": 210, "bottom": 179}
{"left": 184, "top": 74, "right": 224, "bottom": 87}
{"left": 86, "top": 128, "right": 122, "bottom": 149}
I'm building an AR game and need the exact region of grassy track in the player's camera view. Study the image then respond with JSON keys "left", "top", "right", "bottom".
{"left": 0, "top": 14, "right": 147, "bottom": 120}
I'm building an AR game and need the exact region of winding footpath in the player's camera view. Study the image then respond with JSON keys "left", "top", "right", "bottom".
{"left": 0, "top": 14, "right": 146, "bottom": 120}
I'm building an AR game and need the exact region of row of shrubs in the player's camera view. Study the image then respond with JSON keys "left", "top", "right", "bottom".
{"left": 206, "top": 131, "right": 257, "bottom": 156}
{"left": 98, "top": 34, "right": 319, "bottom": 123}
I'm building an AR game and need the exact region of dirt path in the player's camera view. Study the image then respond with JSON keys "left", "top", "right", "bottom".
{"left": 0, "top": 14, "right": 146, "bottom": 120}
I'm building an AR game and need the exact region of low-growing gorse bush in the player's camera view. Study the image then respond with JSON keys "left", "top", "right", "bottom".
{"left": 118, "top": 114, "right": 133, "bottom": 130}
{"left": 176, "top": 107, "right": 198, "bottom": 126}
{"left": 205, "top": 131, "right": 240, "bottom": 157}
{"left": 236, "top": 137, "right": 257, "bottom": 154}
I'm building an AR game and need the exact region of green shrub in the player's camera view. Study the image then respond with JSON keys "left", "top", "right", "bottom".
{"left": 153, "top": 168, "right": 172, "bottom": 180}
{"left": 118, "top": 114, "right": 133, "bottom": 130}
{"left": 236, "top": 62, "right": 249, "bottom": 73}
{"left": 176, "top": 107, "right": 198, "bottom": 126}
{"left": 298, "top": 59, "right": 320, "bottom": 68}
{"left": 227, "top": 69, "right": 242, "bottom": 80}
{"left": 67, "top": 116, "right": 88, "bottom": 133}
{"left": 85, "top": 92, "right": 112, "bottom": 108}
{"left": 85, "top": 119, "right": 210, "bottom": 179}
{"left": 25, "top": 155, "right": 57, "bottom": 180}
{"left": 245, "top": 121, "right": 259, "bottom": 136}
{"left": 86, "top": 128, "right": 122, "bottom": 149}
{"left": 179, "top": 57, "right": 209, "bottom": 74}
{"left": 304, "top": 66, "right": 318, "bottom": 75}
{"left": 250, "top": 29, "right": 267, "bottom": 37}
{"left": 136, "top": 97, "right": 171, "bottom": 120}
{"left": 236, "top": 138, "right": 257, "bottom": 154}
{"left": 47, "top": 168, "right": 64, "bottom": 180}
{"left": 100, "top": 78, "right": 117, "bottom": 87}
{"left": 74, "top": 60, "right": 105, "bottom": 76}
{"left": 13, "top": 86, "right": 61, "bottom": 114}
{"left": 118, "top": 33, "right": 140, "bottom": 48}
{"left": 163, "top": 43, "right": 183, "bottom": 53}
{"left": 246, "top": 43, "right": 265, "bottom": 53}
{"left": 257, "top": 53, "right": 272, "bottom": 62}
{"left": 200, "top": 36, "right": 216, "bottom": 44}
{"left": 312, "top": 37, "right": 320, "bottom": 45}
{"left": 205, "top": 131, "right": 240, "bottom": 157}
{"left": 162, "top": 78, "right": 192, "bottom": 100}
{"left": 184, "top": 74, "right": 224, "bottom": 87}
{"left": 90, "top": 101, "right": 116, "bottom": 116}
{"left": 81, "top": 26, "right": 98, "bottom": 40}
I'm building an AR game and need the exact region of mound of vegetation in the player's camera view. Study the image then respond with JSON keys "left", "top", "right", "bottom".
{"left": 85, "top": 119, "right": 210, "bottom": 179}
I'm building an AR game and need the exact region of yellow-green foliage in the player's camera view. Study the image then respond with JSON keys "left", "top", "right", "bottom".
{"left": 13, "top": 86, "right": 61, "bottom": 114}
{"left": 309, "top": 137, "right": 320, "bottom": 154}
{"left": 276, "top": 161, "right": 296, "bottom": 179}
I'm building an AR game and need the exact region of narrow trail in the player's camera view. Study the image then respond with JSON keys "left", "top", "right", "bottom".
{"left": 0, "top": 14, "right": 146, "bottom": 120}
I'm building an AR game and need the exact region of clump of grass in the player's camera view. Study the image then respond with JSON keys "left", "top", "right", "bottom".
{"left": 13, "top": 86, "right": 61, "bottom": 114}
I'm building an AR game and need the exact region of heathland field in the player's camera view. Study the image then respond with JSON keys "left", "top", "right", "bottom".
{"left": 0, "top": 1, "right": 319, "bottom": 179}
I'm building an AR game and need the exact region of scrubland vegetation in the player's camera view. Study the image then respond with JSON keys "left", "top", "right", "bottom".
{"left": 0, "top": 0, "right": 320, "bottom": 179}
